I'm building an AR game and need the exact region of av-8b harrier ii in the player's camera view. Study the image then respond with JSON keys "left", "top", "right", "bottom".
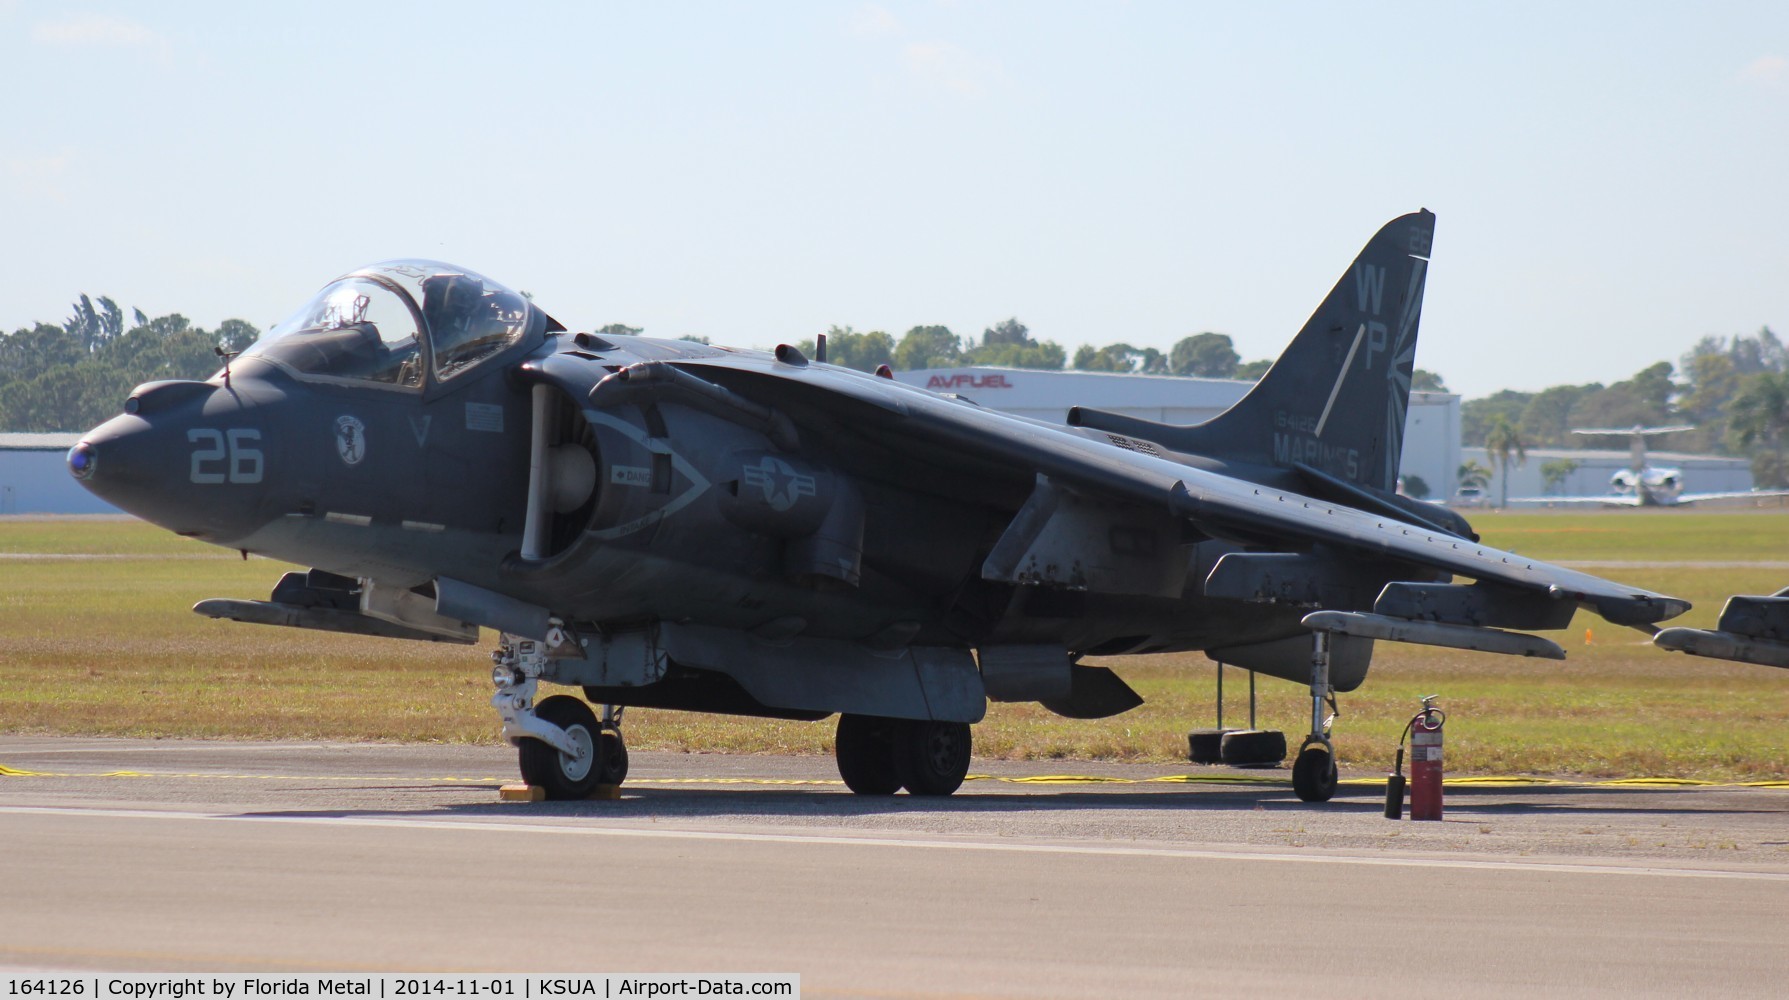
{"left": 69, "top": 211, "right": 1693, "bottom": 802}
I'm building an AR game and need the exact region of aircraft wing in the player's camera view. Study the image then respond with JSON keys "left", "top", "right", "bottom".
{"left": 1507, "top": 494, "right": 1644, "bottom": 507}
{"left": 659, "top": 353, "right": 1688, "bottom": 628}
{"left": 1674, "top": 490, "right": 1789, "bottom": 505}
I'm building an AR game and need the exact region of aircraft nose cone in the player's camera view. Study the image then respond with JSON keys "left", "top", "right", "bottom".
{"left": 66, "top": 440, "right": 98, "bottom": 481}
{"left": 72, "top": 381, "right": 273, "bottom": 543}
{"left": 73, "top": 413, "right": 164, "bottom": 509}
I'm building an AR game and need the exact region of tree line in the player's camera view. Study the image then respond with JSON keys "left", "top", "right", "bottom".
{"left": 3, "top": 297, "right": 1373, "bottom": 433}
{"left": 1460, "top": 327, "right": 1789, "bottom": 487}
{"left": 785, "top": 321, "right": 1451, "bottom": 389}
{"left": 0, "top": 296, "right": 260, "bottom": 432}
{"left": 17, "top": 290, "right": 1775, "bottom": 490}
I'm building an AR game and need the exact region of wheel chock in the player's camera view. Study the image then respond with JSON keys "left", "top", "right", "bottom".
{"left": 499, "top": 783, "right": 546, "bottom": 802}
{"left": 590, "top": 784, "right": 622, "bottom": 800}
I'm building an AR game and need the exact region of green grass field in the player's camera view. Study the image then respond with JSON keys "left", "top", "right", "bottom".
{"left": 3, "top": 513, "right": 1787, "bottom": 779}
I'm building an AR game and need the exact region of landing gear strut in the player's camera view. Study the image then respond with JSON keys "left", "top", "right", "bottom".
{"left": 492, "top": 632, "right": 629, "bottom": 800}
{"left": 1292, "top": 631, "right": 1341, "bottom": 803}
{"left": 835, "top": 714, "right": 972, "bottom": 797}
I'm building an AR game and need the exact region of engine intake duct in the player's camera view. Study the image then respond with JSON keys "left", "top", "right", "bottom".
{"left": 1373, "top": 581, "right": 1576, "bottom": 631}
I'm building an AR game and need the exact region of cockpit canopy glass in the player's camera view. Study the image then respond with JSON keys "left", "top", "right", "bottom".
{"left": 250, "top": 276, "right": 424, "bottom": 386}
{"left": 245, "top": 260, "right": 532, "bottom": 387}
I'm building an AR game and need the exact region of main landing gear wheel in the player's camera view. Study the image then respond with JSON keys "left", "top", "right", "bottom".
{"left": 518, "top": 695, "right": 603, "bottom": 800}
{"left": 1292, "top": 744, "right": 1338, "bottom": 803}
{"left": 894, "top": 719, "right": 972, "bottom": 797}
{"left": 597, "top": 703, "right": 629, "bottom": 787}
{"left": 598, "top": 728, "right": 629, "bottom": 787}
{"left": 835, "top": 714, "right": 901, "bottom": 796}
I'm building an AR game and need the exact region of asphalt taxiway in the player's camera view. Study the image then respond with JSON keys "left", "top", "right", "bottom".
{"left": 3, "top": 737, "right": 1786, "bottom": 998}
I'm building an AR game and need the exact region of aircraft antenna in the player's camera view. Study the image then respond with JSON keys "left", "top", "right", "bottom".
{"left": 214, "top": 345, "right": 240, "bottom": 390}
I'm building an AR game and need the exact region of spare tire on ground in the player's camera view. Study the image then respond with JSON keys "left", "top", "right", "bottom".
{"left": 1219, "top": 729, "right": 1288, "bottom": 767}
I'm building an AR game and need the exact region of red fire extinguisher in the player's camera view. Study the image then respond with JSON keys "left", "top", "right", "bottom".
{"left": 1385, "top": 695, "right": 1446, "bottom": 821}
{"left": 1409, "top": 696, "right": 1445, "bottom": 820}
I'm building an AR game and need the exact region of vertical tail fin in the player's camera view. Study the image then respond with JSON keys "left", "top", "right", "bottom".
{"left": 1172, "top": 210, "right": 1434, "bottom": 491}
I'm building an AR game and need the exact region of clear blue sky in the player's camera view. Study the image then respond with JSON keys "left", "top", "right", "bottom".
{"left": 3, "top": 1, "right": 1785, "bottom": 399}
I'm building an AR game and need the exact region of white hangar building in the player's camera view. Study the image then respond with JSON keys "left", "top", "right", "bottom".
{"left": 0, "top": 433, "right": 120, "bottom": 514}
{"left": 893, "top": 368, "right": 1461, "bottom": 500}
{"left": 1462, "top": 446, "right": 1754, "bottom": 502}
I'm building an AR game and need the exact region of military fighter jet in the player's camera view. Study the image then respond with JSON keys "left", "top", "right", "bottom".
{"left": 68, "top": 211, "right": 1693, "bottom": 803}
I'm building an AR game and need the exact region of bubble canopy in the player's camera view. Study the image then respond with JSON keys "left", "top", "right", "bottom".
{"left": 244, "top": 260, "right": 534, "bottom": 388}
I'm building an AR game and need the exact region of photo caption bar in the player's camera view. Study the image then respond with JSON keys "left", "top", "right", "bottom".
{"left": 2, "top": 976, "right": 798, "bottom": 1000}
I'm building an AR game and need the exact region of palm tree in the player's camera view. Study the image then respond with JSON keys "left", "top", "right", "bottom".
{"left": 1484, "top": 415, "right": 1527, "bottom": 507}
{"left": 1457, "top": 460, "right": 1491, "bottom": 491}
{"left": 1540, "top": 459, "right": 1580, "bottom": 495}
{"left": 1729, "top": 371, "right": 1789, "bottom": 487}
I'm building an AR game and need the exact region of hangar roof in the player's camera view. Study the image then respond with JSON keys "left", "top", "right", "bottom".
{"left": 0, "top": 433, "right": 82, "bottom": 451}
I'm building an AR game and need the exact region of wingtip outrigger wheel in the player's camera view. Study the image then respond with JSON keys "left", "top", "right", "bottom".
{"left": 1293, "top": 631, "right": 1341, "bottom": 803}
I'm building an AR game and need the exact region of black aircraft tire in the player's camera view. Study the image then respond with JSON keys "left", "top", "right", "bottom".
{"left": 518, "top": 695, "right": 603, "bottom": 800}
{"left": 1219, "top": 729, "right": 1288, "bottom": 767}
{"left": 598, "top": 729, "right": 629, "bottom": 787}
{"left": 894, "top": 720, "right": 972, "bottom": 797}
{"left": 1187, "top": 728, "right": 1231, "bottom": 764}
{"left": 835, "top": 714, "right": 901, "bottom": 796}
{"left": 1292, "top": 745, "right": 1339, "bottom": 803}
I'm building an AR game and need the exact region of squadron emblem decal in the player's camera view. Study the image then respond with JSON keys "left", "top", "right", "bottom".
{"left": 335, "top": 415, "right": 367, "bottom": 466}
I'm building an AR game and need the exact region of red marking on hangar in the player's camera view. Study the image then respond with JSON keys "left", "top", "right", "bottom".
{"left": 927, "top": 374, "right": 1013, "bottom": 390}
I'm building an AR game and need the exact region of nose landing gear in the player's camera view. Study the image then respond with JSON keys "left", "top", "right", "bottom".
{"left": 493, "top": 632, "right": 629, "bottom": 800}
{"left": 517, "top": 694, "right": 604, "bottom": 799}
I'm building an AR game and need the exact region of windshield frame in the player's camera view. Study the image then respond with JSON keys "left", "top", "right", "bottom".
{"left": 240, "top": 271, "right": 434, "bottom": 394}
